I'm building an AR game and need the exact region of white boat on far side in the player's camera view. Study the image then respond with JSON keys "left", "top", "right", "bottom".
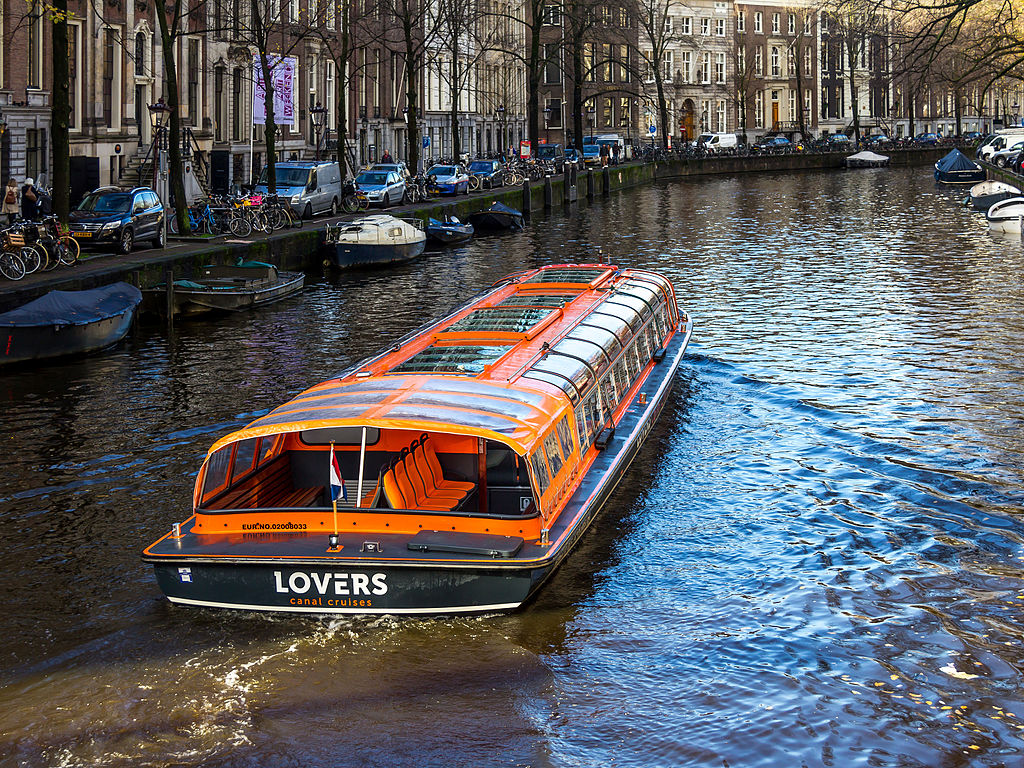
{"left": 986, "top": 197, "right": 1024, "bottom": 234}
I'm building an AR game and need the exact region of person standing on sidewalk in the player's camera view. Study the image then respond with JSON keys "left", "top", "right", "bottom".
{"left": 2, "top": 178, "right": 19, "bottom": 224}
{"left": 20, "top": 178, "right": 38, "bottom": 221}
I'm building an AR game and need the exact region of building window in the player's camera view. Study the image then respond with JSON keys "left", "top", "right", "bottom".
{"left": 135, "top": 32, "right": 146, "bottom": 77}
{"left": 755, "top": 90, "right": 764, "bottom": 128}
{"left": 681, "top": 50, "right": 692, "bottom": 83}
{"left": 789, "top": 90, "right": 796, "bottom": 121}
{"left": 544, "top": 43, "right": 560, "bottom": 85}
{"left": 232, "top": 67, "right": 243, "bottom": 142}
{"left": 772, "top": 13, "right": 780, "bottom": 33}
{"left": 737, "top": 11, "right": 744, "bottom": 32}
{"left": 701, "top": 51, "right": 711, "bottom": 83}
{"left": 788, "top": 48, "right": 795, "bottom": 76}
{"left": 804, "top": 48, "right": 812, "bottom": 76}
{"left": 715, "top": 52, "right": 726, "bottom": 83}
{"left": 788, "top": 13, "right": 795, "bottom": 34}
{"left": 214, "top": 67, "right": 225, "bottom": 142}
{"left": 28, "top": 1, "right": 44, "bottom": 89}
{"left": 681, "top": 16, "right": 691, "bottom": 34}
{"left": 771, "top": 46, "right": 780, "bottom": 77}
{"left": 546, "top": 97, "right": 563, "bottom": 128}
{"left": 716, "top": 100, "right": 725, "bottom": 131}
{"left": 188, "top": 38, "right": 200, "bottom": 123}
{"left": 755, "top": 46, "right": 763, "bottom": 75}
{"left": 662, "top": 50, "right": 673, "bottom": 81}
{"left": 701, "top": 17, "right": 710, "bottom": 35}
{"left": 326, "top": 60, "right": 335, "bottom": 125}
{"left": 716, "top": 18, "right": 725, "bottom": 36}
{"left": 602, "top": 97, "right": 613, "bottom": 127}
{"left": 754, "top": 12, "right": 762, "bottom": 33}
{"left": 26, "top": 129, "right": 46, "bottom": 181}
{"left": 69, "top": 23, "right": 82, "bottom": 131}
{"left": 543, "top": 4, "right": 561, "bottom": 25}
{"left": 804, "top": 14, "right": 812, "bottom": 34}
{"left": 103, "top": 29, "right": 116, "bottom": 127}
{"left": 738, "top": 46, "right": 745, "bottom": 73}
{"left": 619, "top": 97, "right": 630, "bottom": 128}
{"left": 620, "top": 45, "right": 631, "bottom": 83}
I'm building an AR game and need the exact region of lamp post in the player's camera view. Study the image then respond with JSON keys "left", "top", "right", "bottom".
{"left": 147, "top": 100, "right": 173, "bottom": 245}
{"left": 542, "top": 107, "right": 551, "bottom": 145}
{"left": 310, "top": 103, "right": 328, "bottom": 161}
{"left": 586, "top": 103, "right": 595, "bottom": 142}
{"left": 0, "top": 111, "right": 8, "bottom": 138}
{"left": 495, "top": 104, "right": 507, "bottom": 158}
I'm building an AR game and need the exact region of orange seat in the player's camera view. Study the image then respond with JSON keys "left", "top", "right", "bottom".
{"left": 393, "top": 457, "right": 452, "bottom": 511}
{"left": 408, "top": 444, "right": 464, "bottom": 502}
{"left": 419, "top": 434, "right": 475, "bottom": 494}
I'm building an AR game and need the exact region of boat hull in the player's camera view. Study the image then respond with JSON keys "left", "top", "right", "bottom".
{"left": 426, "top": 226, "right": 473, "bottom": 245}
{"left": 972, "top": 192, "right": 1018, "bottom": 211}
{"left": 142, "top": 315, "right": 691, "bottom": 615}
{"left": 328, "top": 239, "right": 426, "bottom": 268}
{"left": 467, "top": 212, "right": 524, "bottom": 231}
{"left": 0, "top": 309, "right": 135, "bottom": 366}
{"left": 935, "top": 169, "right": 986, "bottom": 184}
{"left": 143, "top": 271, "right": 305, "bottom": 316}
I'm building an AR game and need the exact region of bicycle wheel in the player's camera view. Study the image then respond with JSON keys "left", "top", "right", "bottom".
{"left": 229, "top": 216, "right": 252, "bottom": 237}
{"left": 358, "top": 196, "right": 370, "bottom": 211}
{"left": 41, "top": 242, "right": 60, "bottom": 271}
{"left": 267, "top": 207, "right": 286, "bottom": 230}
{"left": 290, "top": 209, "right": 303, "bottom": 229}
{"left": 468, "top": 175, "right": 481, "bottom": 192}
{"left": 19, "top": 246, "right": 41, "bottom": 274}
{"left": 0, "top": 251, "right": 25, "bottom": 280}
{"left": 59, "top": 236, "right": 80, "bottom": 265}
{"left": 168, "top": 215, "right": 180, "bottom": 235}
{"left": 342, "top": 195, "right": 360, "bottom": 214}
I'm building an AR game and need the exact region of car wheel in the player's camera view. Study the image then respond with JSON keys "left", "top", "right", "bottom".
{"left": 152, "top": 222, "right": 164, "bottom": 249}
{"left": 303, "top": 203, "right": 313, "bottom": 220}
{"left": 382, "top": 193, "right": 390, "bottom": 208}
{"left": 118, "top": 227, "right": 134, "bottom": 254}
{"left": 997, "top": 157, "right": 1007, "bottom": 168}
{"left": 330, "top": 198, "right": 339, "bottom": 216}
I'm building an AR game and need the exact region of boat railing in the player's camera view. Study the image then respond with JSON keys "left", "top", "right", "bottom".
{"left": 195, "top": 504, "right": 540, "bottom": 521}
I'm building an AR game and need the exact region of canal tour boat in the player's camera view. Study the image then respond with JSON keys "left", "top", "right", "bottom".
{"left": 143, "top": 264, "right": 693, "bottom": 615}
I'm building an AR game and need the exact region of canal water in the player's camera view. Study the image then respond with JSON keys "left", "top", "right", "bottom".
{"left": 2, "top": 166, "right": 1024, "bottom": 767}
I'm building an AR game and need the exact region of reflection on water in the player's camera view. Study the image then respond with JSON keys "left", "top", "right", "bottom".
{"left": 2, "top": 167, "right": 1024, "bottom": 767}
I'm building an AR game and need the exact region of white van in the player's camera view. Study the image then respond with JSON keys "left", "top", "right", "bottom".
{"left": 978, "top": 130, "right": 1024, "bottom": 161}
{"left": 697, "top": 133, "right": 740, "bottom": 153}
{"left": 255, "top": 161, "right": 343, "bottom": 218}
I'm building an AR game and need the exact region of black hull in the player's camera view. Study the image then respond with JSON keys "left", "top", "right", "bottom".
{"left": 467, "top": 212, "right": 523, "bottom": 231}
{"left": 0, "top": 309, "right": 135, "bottom": 366}
{"left": 426, "top": 227, "right": 473, "bottom": 246}
{"left": 329, "top": 240, "right": 426, "bottom": 268}
{"left": 935, "top": 169, "right": 986, "bottom": 184}
{"left": 142, "top": 319, "right": 691, "bottom": 615}
{"left": 972, "top": 192, "right": 1019, "bottom": 211}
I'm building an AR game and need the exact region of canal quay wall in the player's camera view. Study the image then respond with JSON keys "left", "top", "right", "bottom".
{"left": 0, "top": 146, "right": 954, "bottom": 312}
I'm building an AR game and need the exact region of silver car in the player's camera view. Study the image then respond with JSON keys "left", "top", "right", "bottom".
{"left": 991, "top": 140, "right": 1024, "bottom": 168}
{"left": 354, "top": 170, "right": 406, "bottom": 208}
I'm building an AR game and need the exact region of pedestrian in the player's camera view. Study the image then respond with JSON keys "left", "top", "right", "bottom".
{"left": 600, "top": 143, "right": 609, "bottom": 167}
{"left": 20, "top": 177, "right": 38, "bottom": 221}
{"left": 2, "top": 177, "right": 19, "bottom": 225}
{"left": 612, "top": 143, "right": 620, "bottom": 166}
{"left": 381, "top": 149, "right": 393, "bottom": 163}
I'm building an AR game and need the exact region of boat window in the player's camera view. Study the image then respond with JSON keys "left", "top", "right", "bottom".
{"left": 601, "top": 373, "right": 618, "bottom": 412}
{"left": 486, "top": 441, "right": 530, "bottom": 486}
{"left": 420, "top": 378, "right": 550, "bottom": 408}
{"left": 532, "top": 354, "right": 594, "bottom": 397}
{"left": 386, "top": 405, "right": 521, "bottom": 433}
{"left": 498, "top": 293, "right": 576, "bottom": 308}
{"left": 577, "top": 392, "right": 601, "bottom": 449}
{"left": 301, "top": 426, "right": 381, "bottom": 446}
{"left": 447, "top": 306, "right": 555, "bottom": 334}
{"left": 402, "top": 392, "right": 538, "bottom": 421}
{"left": 624, "top": 342, "right": 640, "bottom": 382}
{"left": 523, "top": 266, "right": 613, "bottom": 285}
{"left": 202, "top": 445, "right": 232, "bottom": 502}
{"left": 613, "top": 359, "right": 631, "bottom": 400}
{"left": 258, "top": 435, "right": 279, "bottom": 465}
{"left": 646, "top": 323, "right": 661, "bottom": 355}
{"left": 566, "top": 325, "right": 622, "bottom": 365}
{"left": 583, "top": 310, "right": 632, "bottom": 345}
{"left": 617, "top": 281, "right": 662, "bottom": 315}
{"left": 556, "top": 416, "right": 575, "bottom": 460}
{"left": 552, "top": 337, "right": 610, "bottom": 377}
{"left": 233, "top": 438, "right": 258, "bottom": 479}
{"left": 593, "top": 300, "right": 643, "bottom": 336}
{"left": 530, "top": 448, "right": 551, "bottom": 495}
{"left": 522, "top": 370, "right": 582, "bottom": 404}
{"left": 544, "top": 431, "right": 564, "bottom": 478}
{"left": 391, "top": 343, "right": 513, "bottom": 374}
{"left": 605, "top": 294, "right": 652, "bottom": 324}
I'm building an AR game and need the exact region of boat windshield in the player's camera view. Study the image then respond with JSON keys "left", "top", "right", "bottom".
{"left": 258, "top": 167, "right": 311, "bottom": 186}
{"left": 78, "top": 193, "right": 131, "bottom": 213}
{"left": 428, "top": 166, "right": 456, "bottom": 177}
{"left": 357, "top": 172, "right": 389, "bottom": 185}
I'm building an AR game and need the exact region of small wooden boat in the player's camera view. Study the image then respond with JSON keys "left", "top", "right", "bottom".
{"left": 143, "top": 264, "right": 693, "bottom": 615}
{"left": 934, "top": 149, "right": 986, "bottom": 184}
{"left": 467, "top": 201, "right": 524, "bottom": 231}
{"left": 845, "top": 150, "right": 889, "bottom": 168}
{"left": 426, "top": 215, "right": 474, "bottom": 246}
{"left": 967, "top": 180, "right": 1021, "bottom": 211}
{"left": 986, "top": 196, "right": 1024, "bottom": 233}
{"left": 325, "top": 215, "right": 426, "bottom": 268}
{"left": 144, "top": 260, "right": 304, "bottom": 316}
{"left": 0, "top": 282, "right": 141, "bottom": 367}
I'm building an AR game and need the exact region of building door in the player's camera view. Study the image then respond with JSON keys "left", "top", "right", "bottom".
{"left": 682, "top": 100, "right": 695, "bottom": 141}
{"left": 771, "top": 102, "right": 780, "bottom": 129}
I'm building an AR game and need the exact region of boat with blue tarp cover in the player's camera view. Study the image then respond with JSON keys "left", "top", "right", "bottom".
{"left": 934, "top": 149, "right": 986, "bottom": 183}
{"left": 143, "top": 264, "right": 693, "bottom": 615}
{"left": 467, "top": 201, "right": 524, "bottom": 231}
{"left": 0, "top": 282, "right": 141, "bottom": 366}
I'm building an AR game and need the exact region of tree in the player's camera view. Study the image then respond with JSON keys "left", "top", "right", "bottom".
{"left": 823, "top": 0, "right": 885, "bottom": 147}
{"left": 633, "top": 0, "right": 676, "bottom": 149}
{"left": 155, "top": 1, "right": 194, "bottom": 234}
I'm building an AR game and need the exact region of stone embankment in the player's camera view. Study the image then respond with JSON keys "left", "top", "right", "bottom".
{"left": 0, "top": 146, "right": 955, "bottom": 312}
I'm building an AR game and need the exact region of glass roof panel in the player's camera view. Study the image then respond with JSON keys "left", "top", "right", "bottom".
{"left": 391, "top": 344, "right": 513, "bottom": 375}
{"left": 497, "top": 293, "right": 576, "bottom": 308}
{"left": 447, "top": 307, "right": 555, "bottom": 334}
{"left": 523, "top": 267, "right": 611, "bottom": 285}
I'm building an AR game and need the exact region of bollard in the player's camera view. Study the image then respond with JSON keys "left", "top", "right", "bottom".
{"left": 586, "top": 169, "right": 594, "bottom": 200}
{"left": 522, "top": 179, "right": 532, "bottom": 216}
{"left": 164, "top": 267, "right": 175, "bottom": 327}
{"left": 563, "top": 169, "right": 571, "bottom": 205}
{"left": 602, "top": 166, "right": 610, "bottom": 196}
{"left": 543, "top": 176, "right": 552, "bottom": 209}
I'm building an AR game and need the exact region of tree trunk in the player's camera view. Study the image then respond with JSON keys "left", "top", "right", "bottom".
{"left": 847, "top": 40, "right": 861, "bottom": 148}
{"left": 405, "top": 20, "right": 420, "bottom": 173}
{"left": 655, "top": 73, "right": 669, "bottom": 150}
{"left": 450, "top": 55, "right": 460, "bottom": 158}
{"left": 572, "top": 39, "right": 584, "bottom": 151}
{"left": 527, "top": 19, "right": 541, "bottom": 154}
{"left": 51, "top": 0, "right": 70, "bottom": 222}
{"left": 258, "top": 52, "right": 278, "bottom": 192}
{"left": 795, "top": 37, "right": 806, "bottom": 139}
{"left": 156, "top": 6, "right": 190, "bottom": 235}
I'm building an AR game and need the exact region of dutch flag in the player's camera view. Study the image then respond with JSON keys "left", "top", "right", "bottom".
{"left": 329, "top": 447, "right": 347, "bottom": 502}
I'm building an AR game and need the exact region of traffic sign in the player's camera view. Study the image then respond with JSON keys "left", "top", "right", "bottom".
{"left": 648, "top": 125, "right": 657, "bottom": 135}
{"left": 423, "top": 136, "right": 430, "bottom": 148}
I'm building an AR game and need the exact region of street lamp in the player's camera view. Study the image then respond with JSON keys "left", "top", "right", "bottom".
{"left": 542, "top": 106, "right": 551, "bottom": 144}
{"left": 0, "top": 111, "right": 8, "bottom": 138}
{"left": 586, "top": 103, "right": 595, "bottom": 142}
{"left": 309, "top": 103, "right": 328, "bottom": 160}
{"left": 496, "top": 104, "right": 506, "bottom": 157}
{"left": 147, "top": 99, "right": 174, "bottom": 246}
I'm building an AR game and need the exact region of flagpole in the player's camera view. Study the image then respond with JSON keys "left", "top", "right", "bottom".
{"left": 330, "top": 441, "right": 339, "bottom": 537}
{"left": 356, "top": 427, "right": 367, "bottom": 508}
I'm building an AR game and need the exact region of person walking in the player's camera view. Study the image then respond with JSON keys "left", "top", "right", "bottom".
{"left": 20, "top": 178, "right": 38, "bottom": 221}
{"left": 2, "top": 178, "right": 19, "bottom": 224}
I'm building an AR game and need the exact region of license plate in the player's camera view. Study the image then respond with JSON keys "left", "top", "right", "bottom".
{"left": 71, "top": 231, "right": 91, "bottom": 238}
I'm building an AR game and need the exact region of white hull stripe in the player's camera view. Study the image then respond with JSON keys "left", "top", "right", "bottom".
{"left": 167, "top": 595, "right": 522, "bottom": 614}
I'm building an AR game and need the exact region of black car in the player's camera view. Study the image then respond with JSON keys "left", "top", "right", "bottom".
{"left": 534, "top": 143, "right": 566, "bottom": 171}
{"left": 68, "top": 186, "right": 165, "bottom": 253}
{"left": 467, "top": 159, "right": 505, "bottom": 189}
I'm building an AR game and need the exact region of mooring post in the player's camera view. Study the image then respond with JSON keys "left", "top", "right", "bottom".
{"left": 522, "top": 179, "right": 531, "bottom": 216}
{"left": 543, "top": 176, "right": 552, "bottom": 209}
{"left": 164, "top": 267, "right": 174, "bottom": 327}
{"left": 586, "top": 168, "right": 594, "bottom": 200}
{"left": 602, "top": 166, "right": 610, "bottom": 196}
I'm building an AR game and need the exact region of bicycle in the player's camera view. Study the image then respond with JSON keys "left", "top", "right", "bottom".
{"left": 263, "top": 194, "right": 303, "bottom": 230}
{"left": 342, "top": 181, "right": 370, "bottom": 213}
{"left": 169, "top": 201, "right": 220, "bottom": 235}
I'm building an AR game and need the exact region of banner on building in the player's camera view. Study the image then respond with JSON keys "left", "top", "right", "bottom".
{"left": 252, "top": 54, "right": 296, "bottom": 126}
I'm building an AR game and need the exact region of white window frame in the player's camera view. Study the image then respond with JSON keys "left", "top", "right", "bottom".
{"left": 737, "top": 11, "right": 744, "bottom": 33}
{"left": 755, "top": 46, "right": 763, "bottom": 75}
{"left": 716, "top": 18, "right": 725, "bottom": 36}
{"left": 788, "top": 13, "right": 795, "bottom": 34}
{"left": 681, "top": 50, "right": 692, "bottom": 83}
{"left": 69, "top": 20, "right": 84, "bottom": 131}
{"left": 754, "top": 11, "right": 762, "bottom": 33}
{"left": 771, "top": 46, "right": 780, "bottom": 77}
{"left": 700, "top": 17, "right": 710, "bottom": 35}
{"left": 681, "top": 16, "right": 691, "bottom": 34}
{"left": 772, "top": 13, "right": 780, "bottom": 33}
{"left": 715, "top": 51, "right": 726, "bottom": 84}
{"left": 755, "top": 90, "right": 764, "bottom": 128}
{"left": 701, "top": 51, "right": 711, "bottom": 84}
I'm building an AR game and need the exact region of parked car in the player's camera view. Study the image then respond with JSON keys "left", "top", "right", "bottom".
{"left": 371, "top": 162, "right": 410, "bottom": 179}
{"left": 354, "top": 169, "right": 406, "bottom": 207}
{"left": 255, "top": 161, "right": 342, "bottom": 218}
{"left": 564, "top": 148, "right": 582, "bottom": 169}
{"left": 978, "top": 130, "right": 1024, "bottom": 161}
{"left": 582, "top": 145, "right": 602, "bottom": 165}
{"left": 962, "top": 131, "right": 984, "bottom": 142}
{"left": 823, "top": 133, "right": 852, "bottom": 149}
{"left": 866, "top": 134, "right": 890, "bottom": 144}
{"left": 426, "top": 164, "right": 471, "bottom": 195}
{"left": 991, "top": 139, "right": 1024, "bottom": 168}
{"left": 68, "top": 186, "right": 164, "bottom": 253}
{"left": 467, "top": 159, "right": 505, "bottom": 188}
{"left": 914, "top": 132, "right": 940, "bottom": 145}
{"left": 696, "top": 132, "right": 740, "bottom": 153}
{"left": 534, "top": 143, "right": 565, "bottom": 171}
{"left": 753, "top": 135, "right": 793, "bottom": 153}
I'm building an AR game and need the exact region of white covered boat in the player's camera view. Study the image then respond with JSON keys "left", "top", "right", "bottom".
{"left": 845, "top": 150, "right": 890, "bottom": 168}
{"left": 325, "top": 215, "right": 426, "bottom": 268}
{"left": 968, "top": 180, "right": 1021, "bottom": 211}
{"left": 986, "top": 197, "right": 1024, "bottom": 233}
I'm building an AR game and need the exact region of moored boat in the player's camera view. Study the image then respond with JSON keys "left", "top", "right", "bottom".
{"left": 934, "top": 149, "right": 986, "bottom": 184}
{"left": 845, "top": 150, "right": 889, "bottom": 168}
{"left": 426, "top": 215, "right": 474, "bottom": 246}
{"left": 467, "top": 201, "right": 525, "bottom": 231}
{"left": 967, "top": 180, "right": 1021, "bottom": 211}
{"left": 142, "top": 264, "right": 693, "bottom": 615}
{"left": 986, "top": 196, "right": 1024, "bottom": 233}
{"left": 143, "top": 260, "right": 304, "bottom": 316}
{"left": 0, "top": 282, "right": 141, "bottom": 367}
{"left": 325, "top": 215, "right": 426, "bottom": 268}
